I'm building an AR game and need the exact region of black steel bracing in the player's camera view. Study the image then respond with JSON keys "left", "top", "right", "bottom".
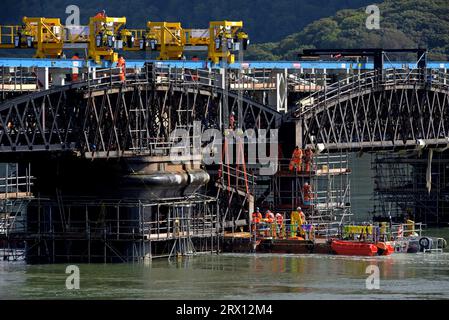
{"left": 296, "top": 69, "right": 449, "bottom": 151}
{"left": 0, "top": 73, "right": 281, "bottom": 158}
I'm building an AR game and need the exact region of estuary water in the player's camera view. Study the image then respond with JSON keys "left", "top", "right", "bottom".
{"left": 1, "top": 229, "right": 449, "bottom": 300}
{"left": 1, "top": 157, "right": 448, "bottom": 300}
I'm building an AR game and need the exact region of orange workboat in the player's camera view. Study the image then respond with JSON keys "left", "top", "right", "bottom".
{"left": 331, "top": 240, "right": 378, "bottom": 256}
{"left": 376, "top": 242, "right": 394, "bottom": 255}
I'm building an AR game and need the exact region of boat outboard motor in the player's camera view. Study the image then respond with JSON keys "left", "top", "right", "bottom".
{"left": 418, "top": 237, "right": 432, "bottom": 252}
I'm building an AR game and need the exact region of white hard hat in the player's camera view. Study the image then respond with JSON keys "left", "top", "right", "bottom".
{"left": 297, "top": 207, "right": 301, "bottom": 211}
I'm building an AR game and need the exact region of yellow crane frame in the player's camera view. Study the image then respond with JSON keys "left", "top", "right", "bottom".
{"left": 0, "top": 17, "right": 65, "bottom": 58}
{"left": 88, "top": 16, "right": 127, "bottom": 63}
{"left": 0, "top": 17, "right": 249, "bottom": 64}
{"left": 0, "top": 25, "right": 21, "bottom": 49}
{"left": 137, "top": 20, "right": 248, "bottom": 63}
{"left": 23, "top": 17, "right": 65, "bottom": 58}
{"left": 145, "top": 22, "right": 184, "bottom": 60}
{"left": 208, "top": 21, "right": 247, "bottom": 64}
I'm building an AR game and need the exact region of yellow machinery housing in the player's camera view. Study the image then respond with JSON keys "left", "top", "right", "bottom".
{"left": 208, "top": 21, "right": 248, "bottom": 64}
{"left": 24, "top": 17, "right": 64, "bottom": 58}
{"left": 144, "top": 22, "right": 184, "bottom": 60}
{"left": 136, "top": 20, "right": 249, "bottom": 63}
{"left": 0, "top": 17, "right": 64, "bottom": 58}
{"left": 0, "top": 15, "right": 131, "bottom": 63}
{"left": 0, "top": 17, "right": 249, "bottom": 64}
{"left": 88, "top": 15, "right": 127, "bottom": 63}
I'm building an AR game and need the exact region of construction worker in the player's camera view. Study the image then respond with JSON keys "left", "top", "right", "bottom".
{"left": 189, "top": 56, "right": 200, "bottom": 81}
{"left": 94, "top": 10, "right": 107, "bottom": 19}
{"left": 251, "top": 207, "right": 263, "bottom": 233}
{"left": 298, "top": 207, "right": 307, "bottom": 238}
{"left": 302, "top": 182, "right": 313, "bottom": 206}
{"left": 290, "top": 207, "right": 301, "bottom": 238}
{"left": 265, "top": 210, "right": 275, "bottom": 223}
{"left": 229, "top": 111, "right": 235, "bottom": 130}
{"left": 304, "top": 146, "right": 314, "bottom": 172}
{"left": 117, "top": 55, "right": 126, "bottom": 82}
{"left": 289, "top": 146, "right": 303, "bottom": 172}
{"left": 71, "top": 53, "right": 80, "bottom": 82}
{"left": 275, "top": 213, "right": 284, "bottom": 238}
{"left": 265, "top": 210, "right": 275, "bottom": 237}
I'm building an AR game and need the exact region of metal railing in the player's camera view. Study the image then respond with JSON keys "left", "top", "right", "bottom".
{"left": 1, "top": 67, "right": 38, "bottom": 94}
{"left": 297, "top": 68, "right": 448, "bottom": 116}
{"left": 250, "top": 219, "right": 342, "bottom": 241}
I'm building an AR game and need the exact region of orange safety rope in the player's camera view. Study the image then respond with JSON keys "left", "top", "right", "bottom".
{"left": 223, "top": 137, "right": 231, "bottom": 199}
{"left": 240, "top": 139, "right": 249, "bottom": 194}
{"left": 236, "top": 136, "right": 249, "bottom": 194}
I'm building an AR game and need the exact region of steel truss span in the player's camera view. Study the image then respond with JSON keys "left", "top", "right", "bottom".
{"left": 0, "top": 67, "right": 281, "bottom": 157}
{"left": 295, "top": 69, "right": 449, "bottom": 152}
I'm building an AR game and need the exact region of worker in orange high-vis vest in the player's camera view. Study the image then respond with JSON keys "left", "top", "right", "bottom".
{"left": 94, "top": 10, "right": 107, "bottom": 19}
{"left": 265, "top": 210, "right": 275, "bottom": 223}
{"left": 117, "top": 55, "right": 126, "bottom": 82}
{"left": 252, "top": 208, "right": 262, "bottom": 223}
{"left": 71, "top": 53, "right": 80, "bottom": 82}
{"left": 303, "top": 182, "right": 313, "bottom": 206}
{"left": 304, "top": 146, "right": 314, "bottom": 172}
{"left": 289, "top": 146, "right": 303, "bottom": 172}
{"left": 264, "top": 210, "right": 275, "bottom": 237}
{"left": 275, "top": 212, "right": 284, "bottom": 238}
{"left": 251, "top": 207, "right": 263, "bottom": 233}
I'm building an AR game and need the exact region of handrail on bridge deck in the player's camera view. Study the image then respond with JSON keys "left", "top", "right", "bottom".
{"left": 297, "top": 68, "right": 449, "bottom": 117}
{"left": 0, "top": 62, "right": 331, "bottom": 94}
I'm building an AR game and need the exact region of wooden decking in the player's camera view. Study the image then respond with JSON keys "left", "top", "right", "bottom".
{"left": 277, "top": 168, "right": 350, "bottom": 177}
{"left": 0, "top": 84, "right": 38, "bottom": 91}
{"left": 0, "top": 192, "right": 33, "bottom": 199}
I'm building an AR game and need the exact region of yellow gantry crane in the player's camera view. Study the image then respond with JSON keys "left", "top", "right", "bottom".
{"left": 135, "top": 20, "right": 249, "bottom": 63}
{"left": 88, "top": 15, "right": 128, "bottom": 63}
{"left": 0, "top": 15, "right": 133, "bottom": 63}
{"left": 0, "top": 17, "right": 64, "bottom": 58}
{"left": 0, "top": 16, "right": 249, "bottom": 64}
{"left": 208, "top": 21, "right": 249, "bottom": 64}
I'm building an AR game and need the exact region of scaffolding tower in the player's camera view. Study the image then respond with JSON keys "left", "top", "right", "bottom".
{"left": 263, "top": 152, "right": 352, "bottom": 225}
{"left": 0, "top": 163, "right": 33, "bottom": 261}
{"left": 371, "top": 150, "right": 449, "bottom": 225}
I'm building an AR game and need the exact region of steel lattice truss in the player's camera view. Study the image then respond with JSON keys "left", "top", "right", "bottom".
{"left": 297, "top": 69, "right": 449, "bottom": 151}
{"left": 0, "top": 70, "right": 281, "bottom": 158}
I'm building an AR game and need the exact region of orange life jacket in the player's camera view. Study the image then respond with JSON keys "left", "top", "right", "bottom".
{"left": 265, "top": 212, "right": 275, "bottom": 223}
{"left": 252, "top": 211, "right": 262, "bottom": 223}
{"left": 303, "top": 185, "right": 313, "bottom": 200}
{"left": 94, "top": 12, "right": 106, "bottom": 19}
{"left": 292, "top": 149, "right": 303, "bottom": 162}
{"left": 117, "top": 57, "right": 126, "bottom": 81}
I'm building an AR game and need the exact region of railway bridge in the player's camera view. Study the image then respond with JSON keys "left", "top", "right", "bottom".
{"left": 2, "top": 58, "right": 449, "bottom": 261}
{"left": 292, "top": 68, "right": 449, "bottom": 152}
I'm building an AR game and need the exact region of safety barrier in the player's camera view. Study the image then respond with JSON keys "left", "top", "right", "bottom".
{"left": 297, "top": 68, "right": 449, "bottom": 117}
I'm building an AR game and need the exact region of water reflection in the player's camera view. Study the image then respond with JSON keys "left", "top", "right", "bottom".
{"left": 1, "top": 238, "right": 449, "bottom": 299}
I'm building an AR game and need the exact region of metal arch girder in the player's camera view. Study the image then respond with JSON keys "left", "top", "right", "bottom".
{"left": 298, "top": 85, "right": 449, "bottom": 152}
{"left": 0, "top": 74, "right": 282, "bottom": 157}
{"left": 161, "top": 83, "right": 283, "bottom": 131}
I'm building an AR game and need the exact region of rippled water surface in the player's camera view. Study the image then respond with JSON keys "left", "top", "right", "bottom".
{"left": 1, "top": 229, "right": 448, "bottom": 300}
